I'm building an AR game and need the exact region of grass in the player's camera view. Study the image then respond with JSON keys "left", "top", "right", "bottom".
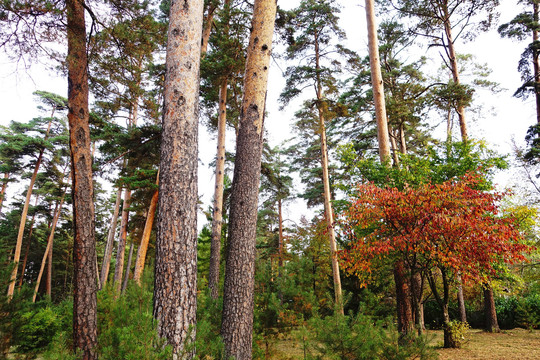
{"left": 269, "top": 328, "right": 540, "bottom": 359}
{"left": 432, "top": 328, "right": 540, "bottom": 360}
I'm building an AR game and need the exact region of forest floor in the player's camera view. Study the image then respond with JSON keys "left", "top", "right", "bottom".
{"left": 272, "top": 328, "right": 540, "bottom": 359}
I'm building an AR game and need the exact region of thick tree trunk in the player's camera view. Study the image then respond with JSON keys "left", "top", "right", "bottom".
{"left": 67, "top": 0, "right": 98, "bottom": 357}
{"left": 7, "top": 119, "right": 52, "bottom": 298}
{"left": 100, "top": 186, "right": 123, "bottom": 288}
{"left": 484, "top": 284, "right": 500, "bottom": 333}
{"left": 394, "top": 260, "right": 414, "bottom": 337}
{"left": 442, "top": 9, "right": 468, "bottom": 141}
{"left": 153, "top": 0, "right": 203, "bottom": 357}
{"left": 457, "top": 273, "right": 467, "bottom": 323}
{"left": 32, "top": 191, "right": 66, "bottom": 302}
{"left": 221, "top": 1, "right": 276, "bottom": 358}
{"left": 365, "top": 0, "right": 391, "bottom": 161}
{"left": 133, "top": 174, "right": 159, "bottom": 285}
{"left": 208, "top": 79, "right": 228, "bottom": 299}
{"left": 114, "top": 188, "right": 131, "bottom": 293}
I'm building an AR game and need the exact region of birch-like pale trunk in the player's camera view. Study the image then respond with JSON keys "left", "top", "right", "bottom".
{"left": 100, "top": 186, "right": 123, "bottom": 288}
{"left": 208, "top": 79, "right": 228, "bottom": 299}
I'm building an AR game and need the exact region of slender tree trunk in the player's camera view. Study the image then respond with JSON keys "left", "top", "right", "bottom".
{"left": 314, "top": 24, "right": 343, "bottom": 315}
{"left": 221, "top": 1, "right": 276, "bottom": 358}
{"left": 46, "top": 233, "right": 53, "bottom": 297}
{"left": 399, "top": 123, "right": 407, "bottom": 155}
{"left": 153, "top": 0, "right": 203, "bottom": 357}
{"left": 411, "top": 270, "right": 424, "bottom": 335}
{"left": 114, "top": 188, "right": 131, "bottom": 293}
{"left": 7, "top": 120, "right": 52, "bottom": 298}
{"left": 533, "top": 3, "right": 540, "bottom": 124}
{"left": 133, "top": 173, "right": 159, "bottom": 285}
{"left": 484, "top": 284, "right": 500, "bottom": 333}
{"left": 121, "top": 240, "right": 134, "bottom": 294}
{"left": 201, "top": 2, "right": 216, "bottom": 56}
{"left": 0, "top": 172, "right": 8, "bottom": 214}
{"left": 100, "top": 186, "right": 123, "bottom": 288}
{"left": 18, "top": 195, "right": 40, "bottom": 287}
{"left": 457, "top": 273, "right": 467, "bottom": 323}
{"left": 32, "top": 191, "right": 66, "bottom": 302}
{"left": 442, "top": 8, "right": 468, "bottom": 141}
{"left": 67, "top": 0, "right": 98, "bottom": 357}
{"left": 278, "top": 197, "right": 283, "bottom": 274}
{"left": 209, "top": 79, "right": 228, "bottom": 299}
{"left": 365, "top": 0, "right": 391, "bottom": 161}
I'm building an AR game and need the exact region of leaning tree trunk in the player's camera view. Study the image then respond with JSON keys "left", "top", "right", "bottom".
{"left": 121, "top": 239, "right": 134, "bottom": 294}
{"left": 133, "top": 172, "right": 159, "bottom": 285}
{"left": 32, "top": 190, "right": 66, "bottom": 302}
{"left": 100, "top": 186, "right": 123, "bottom": 288}
{"left": 484, "top": 283, "right": 500, "bottom": 333}
{"left": 18, "top": 195, "right": 40, "bottom": 286}
{"left": 7, "top": 119, "right": 52, "bottom": 298}
{"left": 208, "top": 79, "right": 228, "bottom": 299}
{"left": 67, "top": 0, "right": 98, "bottom": 357}
{"left": 153, "top": 0, "right": 203, "bottom": 357}
{"left": 221, "top": 1, "right": 276, "bottom": 359}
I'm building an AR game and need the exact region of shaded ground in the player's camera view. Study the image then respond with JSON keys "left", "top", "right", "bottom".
{"left": 271, "top": 328, "right": 540, "bottom": 359}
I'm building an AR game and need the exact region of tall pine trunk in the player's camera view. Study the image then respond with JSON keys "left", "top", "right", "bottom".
{"left": 133, "top": 173, "right": 159, "bottom": 284}
{"left": 366, "top": 0, "right": 413, "bottom": 336}
{"left": 221, "top": 1, "right": 276, "bottom": 358}
{"left": 18, "top": 195, "right": 40, "bottom": 286}
{"left": 533, "top": 2, "right": 540, "bottom": 124}
{"left": 314, "top": 34, "right": 343, "bottom": 314}
{"left": 67, "top": 0, "right": 98, "bottom": 357}
{"left": 153, "top": 0, "right": 203, "bottom": 357}
{"left": 442, "top": 7, "right": 468, "bottom": 141}
{"left": 209, "top": 79, "right": 228, "bottom": 299}
{"left": 100, "top": 186, "right": 123, "bottom": 288}
{"left": 121, "top": 240, "right": 134, "bottom": 293}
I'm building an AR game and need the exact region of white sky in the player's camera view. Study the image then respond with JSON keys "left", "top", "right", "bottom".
{"left": 0, "top": 0, "right": 537, "bottom": 226}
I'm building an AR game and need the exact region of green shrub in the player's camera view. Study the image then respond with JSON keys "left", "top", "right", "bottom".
{"left": 495, "top": 296, "right": 518, "bottom": 329}
{"left": 516, "top": 293, "right": 540, "bottom": 329}
{"left": 445, "top": 320, "right": 469, "bottom": 348}
{"left": 13, "top": 306, "right": 60, "bottom": 355}
{"left": 307, "top": 311, "right": 437, "bottom": 360}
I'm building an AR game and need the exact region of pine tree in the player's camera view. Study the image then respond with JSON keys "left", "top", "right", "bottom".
{"left": 220, "top": 0, "right": 277, "bottom": 358}
{"left": 153, "top": 0, "right": 203, "bottom": 357}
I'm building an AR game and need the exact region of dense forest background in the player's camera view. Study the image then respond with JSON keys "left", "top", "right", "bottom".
{"left": 0, "top": 0, "right": 539, "bottom": 359}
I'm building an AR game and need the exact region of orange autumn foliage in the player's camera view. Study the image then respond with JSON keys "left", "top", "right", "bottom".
{"left": 339, "top": 172, "right": 530, "bottom": 285}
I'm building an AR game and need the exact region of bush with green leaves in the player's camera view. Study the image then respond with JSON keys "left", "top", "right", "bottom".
{"left": 306, "top": 310, "right": 437, "bottom": 360}
{"left": 516, "top": 293, "right": 540, "bottom": 329}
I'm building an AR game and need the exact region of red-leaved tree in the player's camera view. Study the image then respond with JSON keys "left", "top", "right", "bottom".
{"left": 340, "top": 172, "right": 529, "bottom": 347}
